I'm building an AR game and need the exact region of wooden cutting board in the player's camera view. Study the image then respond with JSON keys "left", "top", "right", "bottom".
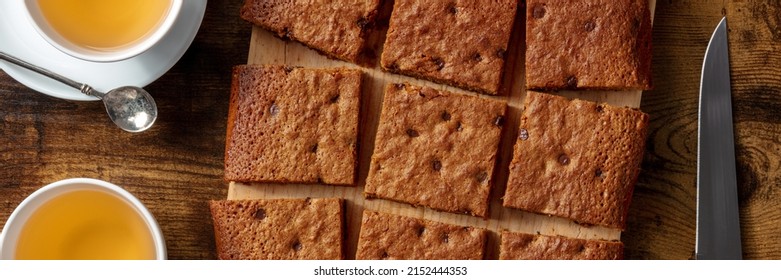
{"left": 228, "top": 1, "right": 656, "bottom": 259}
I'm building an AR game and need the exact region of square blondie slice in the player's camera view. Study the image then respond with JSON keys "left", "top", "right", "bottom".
{"left": 225, "top": 65, "right": 361, "bottom": 185}
{"left": 499, "top": 231, "right": 623, "bottom": 260}
{"left": 525, "top": 0, "right": 653, "bottom": 90}
{"left": 365, "top": 83, "right": 507, "bottom": 217}
{"left": 356, "top": 211, "right": 487, "bottom": 260}
{"left": 240, "top": 0, "right": 381, "bottom": 63}
{"left": 209, "top": 198, "right": 344, "bottom": 260}
{"left": 380, "top": 0, "right": 518, "bottom": 95}
{"left": 504, "top": 91, "right": 649, "bottom": 229}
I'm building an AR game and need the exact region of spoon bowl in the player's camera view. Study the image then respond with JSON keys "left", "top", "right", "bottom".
{"left": 101, "top": 86, "right": 157, "bottom": 132}
{"left": 0, "top": 51, "right": 158, "bottom": 132}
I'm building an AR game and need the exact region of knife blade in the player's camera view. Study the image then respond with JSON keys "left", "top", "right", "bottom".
{"left": 696, "top": 17, "right": 742, "bottom": 260}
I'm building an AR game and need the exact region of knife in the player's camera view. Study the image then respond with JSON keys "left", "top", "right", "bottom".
{"left": 695, "top": 17, "right": 742, "bottom": 260}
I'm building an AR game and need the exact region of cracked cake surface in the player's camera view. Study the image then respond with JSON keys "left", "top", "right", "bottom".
{"left": 356, "top": 211, "right": 487, "bottom": 260}
{"left": 364, "top": 83, "right": 506, "bottom": 217}
{"left": 504, "top": 91, "right": 649, "bottom": 229}
{"left": 240, "top": 0, "right": 381, "bottom": 63}
{"left": 499, "top": 231, "right": 623, "bottom": 260}
{"left": 380, "top": 0, "right": 518, "bottom": 94}
{"left": 225, "top": 65, "right": 362, "bottom": 185}
{"left": 209, "top": 198, "right": 344, "bottom": 260}
{"left": 525, "top": 0, "right": 653, "bottom": 90}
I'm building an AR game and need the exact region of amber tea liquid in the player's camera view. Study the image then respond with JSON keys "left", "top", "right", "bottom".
{"left": 14, "top": 189, "right": 156, "bottom": 260}
{"left": 36, "top": 0, "right": 172, "bottom": 50}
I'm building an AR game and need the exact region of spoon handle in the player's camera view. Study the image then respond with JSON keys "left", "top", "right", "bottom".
{"left": 0, "top": 51, "right": 100, "bottom": 97}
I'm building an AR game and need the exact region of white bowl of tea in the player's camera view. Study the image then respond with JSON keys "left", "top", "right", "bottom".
{"left": 0, "top": 178, "right": 166, "bottom": 260}
{"left": 23, "top": 0, "right": 183, "bottom": 62}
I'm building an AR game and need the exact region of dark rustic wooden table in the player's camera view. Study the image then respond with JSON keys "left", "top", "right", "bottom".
{"left": 1, "top": 1, "right": 779, "bottom": 260}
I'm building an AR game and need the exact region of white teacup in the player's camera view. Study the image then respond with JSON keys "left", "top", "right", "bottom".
{"left": 0, "top": 178, "right": 166, "bottom": 260}
{"left": 23, "top": 0, "right": 183, "bottom": 62}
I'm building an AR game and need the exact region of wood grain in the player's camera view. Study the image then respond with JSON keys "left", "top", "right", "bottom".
{"left": 727, "top": 0, "right": 781, "bottom": 260}
{"left": 0, "top": 0, "right": 251, "bottom": 260}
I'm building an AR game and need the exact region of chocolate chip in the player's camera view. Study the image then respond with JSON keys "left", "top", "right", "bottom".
{"left": 329, "top": 94, "right": 340, "bottom": 104}
{"left": 406, "top": 128, "right": 419, "bottom": 138}
{"left": 284, "top": 66, "right": 296, "bottom": 73}
{"left": 281, "top": 27, "right": 292, "bottom": 39}
{"left": 417, "top": 226, "right": 426, "bottom": 237}
{"left": 356, "top": 16, "right": 370, "bottom": 31}
{"left": 584, "top": 21, "right": 596, "bottom": 32}
{"left": 596, "top": 105, "right": 604, "bottom": 112}
{"left": 519, "top": 128, "right": 529, "bottom": 140}
{"left": 496, "top": 49, "right": 506, "bottom": 59}
{"left": 269, "top": 103, "right": 280, "bottom": 116}
{"left": 442, "top": 233, "right": 450, "bottom": 243}
{"left": 494, "top": 116, "right": 504, "bottom": 127}
{"left": 559, "top": 154, "right": 570, "bottom": 165}
{"left": 532, "top": 5, "right": 546, "bottom": 19}
{"left": 381, "top": 252, "right": 389, "bottom": 259}
{"left": 394, "top": 83, "right": 405, "bottom": 89}
{"left": 566, "top": 75, "right": 578, "bottom": 88}
{"left": 472, "top": 52, "right": 483, "bottom": 62}
{"left": 578, "top": 244, "right": 586, "bottom": 252}
{"left": 456, "top": 121, "right": 463, "bottom": 131}
{"left": 447, "top": 3, "right": 458, "bottom": 14}
{"left": 253, "top": 209, "right": 266, "bottom": 220}
{"left": 432, "top": 160, "right": 442, "bottom": 171}
{"left": 475, "top": 171, "right": 488, "bottom": 183}
{"left": 387, "top": 62, "right": 399, "bottom": 70}
{"left": 310, "top": 144, "right": 318, "bottom": 153}
{"left": 433, "top": 57, "right": 445, "bottom": 70}
{"left": 292, "top": 241, "right": 302, "bottom": 251}
{"left": 595, "top": 168, "right": 603, "bottom": 178}
{"left": 441, "top": 111, "right": 451, "bottom": 121}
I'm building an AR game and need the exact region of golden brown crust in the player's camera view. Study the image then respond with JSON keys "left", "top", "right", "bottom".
{"left": 525, "top": 0, "right": 653, "bottom": 90}
{"left": 240, "top": 0, "right": 381, "bottom": 63}
{"left": 224, "top": 65, "right": 362, "bottom": 185}
{"left": 380, "top": 0, "right": 518, "bottom": 95}
{"left": 503, "top": 91, "right": 649, "bottom": 229}
{"left": 209, "top": 198, "right": 344, "bottom": 260}
{"left": 356, "top": 211, "right": 487, "bottom": 260}
{"left": 364, "top": 83, "right": 507, "bottom": 217}
{"left": 499, "top": 231, "right": 623, "bottom": 260}
{"left": 225, "top": 68, "right": 241, "bottom": 170}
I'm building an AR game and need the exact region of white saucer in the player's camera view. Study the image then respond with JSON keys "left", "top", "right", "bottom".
{"left": 0, "top": 0, "right": 207, "bottom": 101}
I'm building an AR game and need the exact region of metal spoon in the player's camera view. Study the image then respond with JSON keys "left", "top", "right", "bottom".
{"left": 0, "top": 51, "right": 157, "bottom": 132}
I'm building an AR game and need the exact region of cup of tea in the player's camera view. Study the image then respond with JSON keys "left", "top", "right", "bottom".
{"left": 23, "top": 0, "right": 183, "bottom": 62}
{"left": 0, "top": 178, "right": 166, "bottom": 260}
